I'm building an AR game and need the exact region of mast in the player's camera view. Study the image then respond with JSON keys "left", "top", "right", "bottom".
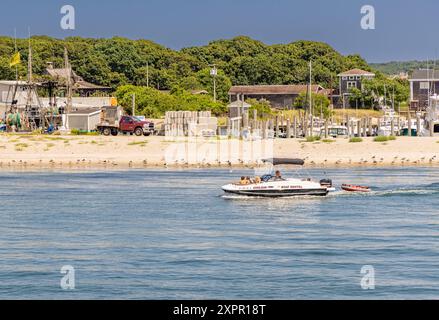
{"left": 309, "top": 60, "right": 312, "bottom": 116}
{"left": 64, "top": 47, "right": 73, "bottom": 116}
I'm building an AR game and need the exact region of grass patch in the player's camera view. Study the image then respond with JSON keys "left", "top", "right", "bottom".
{"left": 322, "top": 139, "right": 336, "bottom": 143}
{"left": 349, "top": 137, "right": 363, "bottom": 143}
{"left": 45, "top": 136, "right": 67, "bottom": 141}
{"left": 128, "top": 141, "right": 148, "bottom": 147}
{"left": 46, "top": 143, "right": 55, "bottom": 148}
{"left": 71, "top": 129, "right": 99, "bottom": 136}
{"left": 15, "top": 143, "right": 29, "bottom": 149}
{"left": 374, "top": 136, "right": 397, "bottom": 142}
{"left": 301, "top": 136, "right": 321, "bottom": 143}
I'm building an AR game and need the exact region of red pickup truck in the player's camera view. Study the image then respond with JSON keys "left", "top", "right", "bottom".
{"left": 98, "top": 115, "right": 155, "bottom": 136}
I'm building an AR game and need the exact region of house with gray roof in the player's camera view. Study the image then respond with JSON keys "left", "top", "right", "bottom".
{"left": 409, "top": 69, "right": 439, "bottom": 111}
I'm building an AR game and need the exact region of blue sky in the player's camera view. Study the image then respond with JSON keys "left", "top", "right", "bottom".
{"left": 1, "top": 0, "right": 438, "bottom": 62}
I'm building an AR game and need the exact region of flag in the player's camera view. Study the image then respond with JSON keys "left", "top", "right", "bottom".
{"left": 9, "top": 52, "right": 21, "bottom": 67}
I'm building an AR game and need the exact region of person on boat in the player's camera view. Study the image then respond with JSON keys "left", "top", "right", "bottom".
{"left": 274, "top": 170, "right": 283, "bottom": 181}
{"left": 254, "top": 176, "right": 261, "bottom": 184}
{"left": 239, "top": 176, "right": 247, "bottom": 185}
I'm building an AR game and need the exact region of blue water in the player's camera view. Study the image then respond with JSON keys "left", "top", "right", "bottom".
{"left": 0, "top": 167, "right": 439, "bottom": 299}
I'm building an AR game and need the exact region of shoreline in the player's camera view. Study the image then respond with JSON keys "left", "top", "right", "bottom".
{"left": 0, "top": 164, "right": 439, "bottom": 173}
{"left": 1, "top": 134, "right": 439, "bottom": 171}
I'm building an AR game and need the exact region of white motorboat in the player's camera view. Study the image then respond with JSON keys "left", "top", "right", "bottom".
{"left": 425, "top": 94, "right": 439, "bottom": 135}
{"left": 221, "top": 158, "right": 333, "bottom": 197}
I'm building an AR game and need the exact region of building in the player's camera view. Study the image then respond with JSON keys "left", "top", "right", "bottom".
{"left": 409, "top": 69, "right": 439, "bottom": 111}
{"left": 66, "top": 108, "right": 101, "bottom": 132}
{"left": 228, "top": 85, "right": 326, "bottom": 109}
{"left": 337, "top": 69, "right": 375, "bottom": 108}
{"left": 227, "top": 100, "right": 251, "bottom": 118}
{"left": 45, "top": 63, "right": 111, "bottom": 97}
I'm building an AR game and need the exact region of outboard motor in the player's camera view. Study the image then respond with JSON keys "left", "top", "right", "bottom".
{"left": 320, "top": 179, "right": 333, "bottom": 188}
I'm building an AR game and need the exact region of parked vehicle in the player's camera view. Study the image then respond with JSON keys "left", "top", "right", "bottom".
{"left": 320, "top": 126, "right": 349, "bottom": 138}
{"left": 97, "top": 106, "right": 155, "bottom": 136}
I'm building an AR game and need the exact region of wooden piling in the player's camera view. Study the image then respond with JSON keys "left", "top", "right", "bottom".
{"left": 361, "top": 118, "right": 367, "bottom": 138}
{"left": 324, "top": 120, "right": 328, "bottom": 139}
{"left": 416, "top": 116, "right": 421, "bottom": 137}
{"left": 347, "top": 116, "right": 351, "bottom": 137}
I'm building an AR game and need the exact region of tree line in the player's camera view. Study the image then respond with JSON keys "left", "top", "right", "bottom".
{"left": 0, "top": 35, "right": 409, "bottom": 117}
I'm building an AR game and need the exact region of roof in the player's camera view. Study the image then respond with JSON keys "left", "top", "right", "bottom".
{"left": 227, "top": 100, "right": 251, "bottom": 108}
{"left": 228, "top": 85, "right": 324, "bottom": 95}
{"left": 337, "top": 69, "right": 375, "bottom": 77}
{"left": 191, "top": 89, "right": 209, "bottom": 95}
{"left": 409, "top": 69, "right": 439, "bottom": 81}
{"left": 0, "top": 80, "right": 29, "bottom": 86}
{"left": 68, "top": 107, "right": 101, "bottom": 115}
{"left": 46, "top": 67, "right": 110, "bottom": 90}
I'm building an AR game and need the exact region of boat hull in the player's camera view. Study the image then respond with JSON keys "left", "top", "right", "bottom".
{"left": 223, "top": 188, "right": 329, "bottom": 198}
{"left": 341, "top": 185, "right": 370, "bottom": 193}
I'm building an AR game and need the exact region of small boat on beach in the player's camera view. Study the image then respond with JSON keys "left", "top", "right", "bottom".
{"left": 341, "top": 184, "right": 371, "bottom": 193}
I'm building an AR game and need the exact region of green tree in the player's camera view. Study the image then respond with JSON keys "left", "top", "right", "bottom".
{"left": 294, "top": 92, "right": 333, "bottom": 119}
{"left": 246, "top": 98, "right": 274, "bottom": 118}
{"left": 195, "top": 68, "right": 232, "bottom": 102}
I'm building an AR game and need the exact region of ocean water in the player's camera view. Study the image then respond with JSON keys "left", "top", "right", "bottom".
{"left": 0, "top": 167, "right": 439, "bottom": 300}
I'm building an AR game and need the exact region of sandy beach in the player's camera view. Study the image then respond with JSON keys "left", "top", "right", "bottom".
{"left": 1, "top": 134, "right": 439, "bottom": 170}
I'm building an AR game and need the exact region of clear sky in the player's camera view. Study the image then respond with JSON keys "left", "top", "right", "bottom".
{"left": 1, "top": 0, "right": 438, "bottom": 62}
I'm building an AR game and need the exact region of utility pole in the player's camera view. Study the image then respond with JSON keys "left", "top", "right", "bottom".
{"left": 64, "top": 47, "right": 72, "bottom": 115}
{"left": 309, "top": 61, "right": 312, "bottom": 114}
{"left": 132, "top": 93, "right": 136, "bottom": 116}
{"left": 210, "top": 64, "right": 218, "bottom": 102}
{"left": 146, "top": 62, "right": 149, "bottom": 87}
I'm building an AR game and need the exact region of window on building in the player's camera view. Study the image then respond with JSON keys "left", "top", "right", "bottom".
{"left": 347, "top": 81, "right": 357, "bottom": 89}
{"left": 349, "top": 76, "right": 354, "bottom": 80}
{"left": 420, "top": 82, "right": 430, "bottom": 90}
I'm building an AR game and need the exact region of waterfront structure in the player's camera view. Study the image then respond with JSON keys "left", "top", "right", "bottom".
{"left": 409, "top": 69, "right": 439, "bottom": 111}
{"left": 336, "top": 69, "right": 375, "bottom": 108}
{"left": 45, "top": 62, "right": 110, "bottom": 97}
{"left": 228, "top": 85, "right": 326, "bottom": 109}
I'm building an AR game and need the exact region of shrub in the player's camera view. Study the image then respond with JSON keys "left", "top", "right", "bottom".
{"left": 374, "top": 136, "right": 396, "bottom": 142}
{"left": 305, "top": 136, "right": 321, "bottom": 142}
{"left": 70, "top": 129, "right": 99, "bottom": 136}
{"left": 349, "top": 137, "right": 363, "bottom": 143}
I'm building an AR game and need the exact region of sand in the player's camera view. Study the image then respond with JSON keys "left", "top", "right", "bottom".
{"left": 1, "top": 134, "right": 439, "bottom": 170}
